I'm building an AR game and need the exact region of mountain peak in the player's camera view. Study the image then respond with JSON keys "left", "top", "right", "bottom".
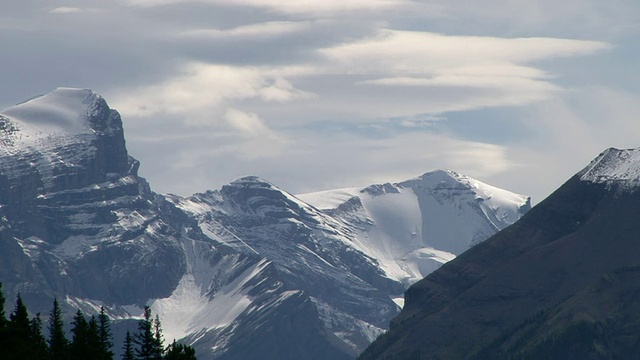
{"left": 402, "top": 170, "right": 530, "bottom": 207}
{"left": 360, "top": 147, "right": 640, "bottom": 360}
{"left": 0, "top": 88, "right": 108, "bottom": 138}
{"left": 0, "top": 88, "right": 135, "bottom": 228}
{"left": 410, "top": 169, "right": 467, "bottom": 187}
{"left": 221, "top": 175, "right": 317, "bottom": 218}
{"left": 361, "top": 182, "right": 400, "bottom": 196}
{"left": 229, "top": 175, "right": 276, "bottom": 188}
{"left": 579, "top": 147, "right": 640, "bottom": 186}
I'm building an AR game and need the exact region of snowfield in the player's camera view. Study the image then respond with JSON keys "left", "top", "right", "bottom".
{"left": 298, "top": 169, "right": 530, "bottom": 286}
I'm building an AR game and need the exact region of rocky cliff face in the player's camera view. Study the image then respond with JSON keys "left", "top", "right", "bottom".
{"left": 359, "top": 147, "right": 640, "bottom": 360}
{"left": 0, "top": 88, "right": 187, "bottom": 309}
{"left": 0, "top": 88, "right": 530, "bottom": 359}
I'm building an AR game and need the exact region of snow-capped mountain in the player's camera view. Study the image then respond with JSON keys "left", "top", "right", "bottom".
{"left": 163, "top": 176, "right": 411, "bottom": 358}
{"left": 359, "top": 147, "right": 640, "bottom": 359}
{"left": 0, "top": 88, "right": 530, "bottom": 359}
{"left": 579, "top": 147, "right": 640, "bottom": 187}
{"left": 298, "top": 171, "right": 530, "bottom": 287}
{"left": 0, "top": 88, "right": 187, "bottom": 310}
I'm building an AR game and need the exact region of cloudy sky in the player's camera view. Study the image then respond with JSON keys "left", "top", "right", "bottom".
{"left": 1, "top": 0, "right": 639, "bottom": 202}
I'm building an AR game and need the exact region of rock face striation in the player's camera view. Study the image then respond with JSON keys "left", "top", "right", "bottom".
{"left": 0, "top": 88, "right": 186, "bottom": 310}
{"left": 0, "top": 88, "right": 530, "bottom": 359}
{"left": 359, "top": 147, "right": 640, "bottom": 360}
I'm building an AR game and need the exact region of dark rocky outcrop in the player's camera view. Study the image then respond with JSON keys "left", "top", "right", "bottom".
{"left": 359, "top": 151, "right": 640, "bottom": 360}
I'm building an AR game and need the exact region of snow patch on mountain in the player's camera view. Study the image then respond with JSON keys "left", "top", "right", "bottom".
{"left": 579, "top": 147, "right": 640, "bottom": 187}
{"left": 151, "top": 273, "right": 251, "bottom": 342}
{"left": 297, "top": 187, "right": 363, "bottom": 210}
{"left": 0, "top": 88, "right": 100, "bottom": 141}
{"left": 311, "top": 297, "right": 385, "bottom": 349}
{"left": 298, "top": 170, "right": 530, "bottom": 286}
{"left": 150, "top": 239, "right": 271, "bottom": 343}
{"left": 167, "top": 178, "right": 403, "bottom": 356}
{"left": 401, "top": 170, "right": 529, "bottom": 234}
{"left": 15, "top": 236, "right": 48, "bottom": 259}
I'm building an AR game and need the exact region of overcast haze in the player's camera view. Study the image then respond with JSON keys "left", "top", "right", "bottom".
{"left": 1, "top": 0, "right": 639, "bottom": 203}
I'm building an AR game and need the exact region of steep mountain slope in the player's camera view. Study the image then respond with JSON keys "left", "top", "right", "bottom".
{"left": 359, "top": 147, "right": 640, "bottom": 360}
{"left": 161, "top": 171, "right": 528, "bottom": 358}
{"left": 0, "top": 88, "right": 188, "bottom": 310}
{"left": 163, "top": 177, "right": 401, "bottom": 358}
{"left": 0, "top": 88, "right": 530, "bottom": 359}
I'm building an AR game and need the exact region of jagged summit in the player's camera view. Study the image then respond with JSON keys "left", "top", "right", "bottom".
{"left": 579, "top": 147, "right": 640, "bottom": 186}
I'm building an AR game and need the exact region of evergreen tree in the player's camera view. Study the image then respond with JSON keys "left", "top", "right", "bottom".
{"left": 5, "top": 295, "right": 48, "bottom": 360}
{"left": 134, "top": 306, "right": 157, "bottom": 360}
{"left": 30, "top": 313, "right": 50, "bottom": 360}
{"left": 7, "top": 294, "right": 32, "bottom": 360}
{"left": 70, "top": 310, "right": 90, "bottom": 360}
{"left": 0, "top": 283, "right": 7, "bottom": 359}
{"left": 0, "top": 283, "right": 7, "bottom": 358}
{"left": 49, "top": 298, "right": 70, "bottom": 360}
{"left": 88, "top": 315, "right": 102, "bottom": 357}
{"left": 152, "top": 314, "right": 164, "bottom": 360}
{"left": 0, "top": 282, "right": 6, "bottom": 329}
{"left": 122, "top": 331, "right": 135, "bottom": 360}
{"left": 9, "top": 294, "right": 31, "bottom": 336}
{"left": 98, "top": 306, "right": 115, "bottom": 360}
{"left": 164, "top": 341, "right": 197, "bottom": 360}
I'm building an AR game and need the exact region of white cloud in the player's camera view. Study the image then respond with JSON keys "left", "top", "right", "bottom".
{"left": 360, "top": 74, "right": 560, "bottom": 109}
{"left": 84, "top": 0, "right": 628, "bottom": 202}
{"left": 320, "top": 30, "right": 610, "bottom": 71}
{"left": 223, "top": 108, "right": 281, "bottom": 139}
{"left": 124, "top": 0, "right": 409, "bottom": 15}
{"left": 258, "top": 78, "right": 315, "bottom": 102}
{"left": 179, "top": 21, "right": 312, "bottom": 40}
{"left": 111, "top": 62, "right": 314, "bottom": 124}
{"left": 49, "top": 7, "right": 82, "bottom": 14}
{"left": 48, "top": 7, "right": 101, "bottom": 14}
{"left": 311, "top": 30, "right": 610, "bottom": 111}
{"left": 133, "top": 28, "right": 608, "bottom": 125}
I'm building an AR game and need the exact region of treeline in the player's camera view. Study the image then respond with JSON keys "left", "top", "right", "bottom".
{"left": 0, "top": 283, "right": 197, "bottom": 360}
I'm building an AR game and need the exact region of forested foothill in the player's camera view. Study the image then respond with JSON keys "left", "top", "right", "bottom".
{"left": 0, "top": 283, "right": 196, "bottom": 360}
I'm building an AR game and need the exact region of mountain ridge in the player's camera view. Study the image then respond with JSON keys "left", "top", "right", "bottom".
{"left": 298, "top": 169, "right": 530, "bottom": 286}
{"left": 359, "top": 146, "right": 640, "bottom": 360}
{"left": 0, "top": 88, "right": 530, "bottom": 359}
